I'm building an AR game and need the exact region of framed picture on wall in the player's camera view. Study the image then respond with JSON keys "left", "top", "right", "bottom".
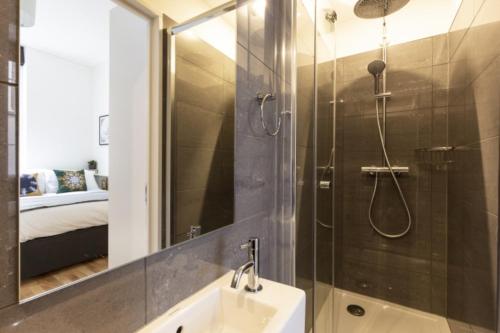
{"left": 99, "top": 115, "right": 109, "bottom": 146}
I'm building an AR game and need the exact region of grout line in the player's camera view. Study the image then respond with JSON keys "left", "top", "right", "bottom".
{"left": 448, "top": 0, "right": 488, "bottom": 61}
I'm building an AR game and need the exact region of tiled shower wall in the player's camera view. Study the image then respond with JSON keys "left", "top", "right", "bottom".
{"left": 447, "top": 0, "right": 500, "bottom": 331}
{"left": 0, "top": 0, "right": 293, "bottom": 331}
{"left": 172, "top": 33, "right": 235, "bottom": 243}
{"left": 333, "top": 34, "right": 449, "bottom": 314}
{"left": 0, "top": 0, "right": 19, "bottom": 309}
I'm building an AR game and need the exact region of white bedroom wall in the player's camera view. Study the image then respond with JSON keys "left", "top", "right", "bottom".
{"left": 21, "top": 47, "right": 95, "bottom": 171}
{"left": 20, "top": 47, "right": 110, "bottom": 172}
{"left": 91, "top": 62, "right": 109, "bottom": 175}
{"left": 108, "top": 5, "right": 150, "bottom": 268}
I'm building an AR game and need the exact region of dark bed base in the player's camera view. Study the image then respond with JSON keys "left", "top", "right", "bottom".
{"left": 21, "top": 225, "right": 108, "bottom": 280}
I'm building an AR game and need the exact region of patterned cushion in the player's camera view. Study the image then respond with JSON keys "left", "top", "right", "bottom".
{"left": 54, "top": 170, "right": 87, "bottom": 193}
{"left": 20, "top": 173, "right": 42, "bottom": 197}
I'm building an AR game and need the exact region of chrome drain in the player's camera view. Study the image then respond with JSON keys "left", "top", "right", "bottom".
{"left": 347, "top": 304, "right": 365, "bottom": 316}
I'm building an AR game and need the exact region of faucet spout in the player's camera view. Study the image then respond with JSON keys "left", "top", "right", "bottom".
{"left": 230, "top": 261, "right": 254, "bottom": 289}
{"left": 231, "top": 238, "right": 263, "bottom": 293}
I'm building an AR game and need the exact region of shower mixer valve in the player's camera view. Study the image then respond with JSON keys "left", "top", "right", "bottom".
{"left": 375, "top": 91, "right": 392, "bottom": 99}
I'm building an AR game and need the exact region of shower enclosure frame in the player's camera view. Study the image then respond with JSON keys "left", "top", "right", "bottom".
{"left": 292, "top": 1, "right": 338, "bottom": 331}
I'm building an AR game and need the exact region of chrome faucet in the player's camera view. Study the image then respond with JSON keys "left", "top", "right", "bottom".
{"left": 230, "top": 237, "right": 263, "bottom": 293}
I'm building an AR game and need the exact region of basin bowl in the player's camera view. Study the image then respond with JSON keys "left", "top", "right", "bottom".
{"left": 138, "top": 272, "right": 305, "bottom": 333}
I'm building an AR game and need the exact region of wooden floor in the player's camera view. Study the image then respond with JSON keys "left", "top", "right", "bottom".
{"left": 20, "top": 257, "right": 108, "bottom": 300}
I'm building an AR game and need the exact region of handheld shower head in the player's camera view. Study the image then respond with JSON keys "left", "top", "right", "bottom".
{"left": 367, "top": 60, "right": 386, "bottom": 94}
{"left": 368, "top": 59, "right": 386, "bottom": 76}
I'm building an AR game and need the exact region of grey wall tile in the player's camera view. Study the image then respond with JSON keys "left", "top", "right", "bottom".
{"left": 0, "top": 260, "right": 146, "bottom": 333}
{"left": 0, "top": 1, "right": 18, "bottom": 84}
{"left": 235, "top": 45, "right": 277, "bottom": 138}
{"left": 175, "top": 58, "right": 225, "bottom": 114}
{"left": 172, "top": 36, "right": 236, "bottom": 244}
{"left": 388, "top": 37, "right": 433, "bottom": 71}
{"left": 175, "top": 102, "right": 225, "bottom": 149}
{"left": 176, "top": 34, "right": 225, "bottom": 79}
{"left": 334, "top": 33, "right": 450, "bottom": 314}
{"left": 433, "top": 34, "right": 449, "bottom": 66}
{"left": 235, "top": 134, "right": 275, "bottom": 220}
{"left": 145, "top": 215, "right": 271, "bottom": 322}
{"left": 0, "top": 83, "right": 17, "bottom": 309}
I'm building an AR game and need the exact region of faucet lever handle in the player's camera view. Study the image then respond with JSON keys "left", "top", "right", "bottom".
{"left": 240, "top": 238, "right": 259, "bottom": 261}
{"left": 240, "top": 237, "right": 259, "bottom": 251}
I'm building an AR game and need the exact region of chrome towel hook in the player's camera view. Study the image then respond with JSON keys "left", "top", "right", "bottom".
{"left": 256, "top": 92, "right": 282, "bottom": 136}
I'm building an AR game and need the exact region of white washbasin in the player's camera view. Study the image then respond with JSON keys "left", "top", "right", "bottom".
{"left": 138, "top": 271, "right": 306, "bottom": 333}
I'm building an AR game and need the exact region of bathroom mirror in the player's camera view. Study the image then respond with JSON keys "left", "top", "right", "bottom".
{"left": 167, "top": 6, "right": 236, "bottom": 245}
{"left": 16, "top": 0, "right": 236, "bottom": 301}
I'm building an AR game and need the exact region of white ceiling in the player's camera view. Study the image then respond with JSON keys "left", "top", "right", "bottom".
{"left": 21, "top": 0, "right": 116, "bottom": 66}
{"left": 20, "top": 0, "right": 237, "bottom": 65}
{"left": 21, "top": 0, "right": 461, "bottom": 67}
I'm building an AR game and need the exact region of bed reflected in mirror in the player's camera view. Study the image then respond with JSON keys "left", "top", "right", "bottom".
{"left": 18, "top": 0, "right": 151, "bottom": 300}
{"left": 17, "top": 0, "right": 236, "bottom": 301}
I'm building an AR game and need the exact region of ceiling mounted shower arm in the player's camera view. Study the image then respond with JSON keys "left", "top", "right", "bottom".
{"left": 325, "top": 10, "right": 337, "bottom": 23}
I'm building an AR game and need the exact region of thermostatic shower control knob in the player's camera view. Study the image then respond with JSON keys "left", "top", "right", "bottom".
{"left": 319, "top": 180, "right": 332, "bottom": 189}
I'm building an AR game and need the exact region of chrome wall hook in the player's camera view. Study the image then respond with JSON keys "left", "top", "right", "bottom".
{"left": 256, "top": 92, "right": 281, "bottom": 136}
{"left": 256, "top": 92, "right": 276, "bottom": 105}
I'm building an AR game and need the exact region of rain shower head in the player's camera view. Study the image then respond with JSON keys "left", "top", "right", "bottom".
{"left": 354, "top": 0, "right": 410, "bottom": 19}
{"left": 367, "top": 60, "right": 386, "bottom": 94}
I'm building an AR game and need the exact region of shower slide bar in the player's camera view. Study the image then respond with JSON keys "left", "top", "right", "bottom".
{"left": 361, "top": 166, "right": 409, "bottom": 176}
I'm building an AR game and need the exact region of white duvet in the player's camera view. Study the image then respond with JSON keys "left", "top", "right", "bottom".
{"left": 20, "top": 190, "right": 108, "bottom": 243}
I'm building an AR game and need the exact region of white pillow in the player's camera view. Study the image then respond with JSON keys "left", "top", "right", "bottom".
{"left": 84, "top": 169, "right": 100, "bottom": 191}
{"left": 44, "top": 170, "right": 59, "bottom": 193}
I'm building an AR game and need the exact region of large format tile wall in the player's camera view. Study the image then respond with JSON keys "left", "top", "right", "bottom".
{"left": 446, "top": 0, "right": 500, "bottom": 332}
{"left": 0, "top": 0, "right": 19, "bottom": 309}
{"left": 172, "top": 33, "right": 235, "bottom": 243}
{"left": 333, "top": 34, "right": 449, "bottom": 314}
{"left": 0, "top": 0, "right": 292, "bottom": 332}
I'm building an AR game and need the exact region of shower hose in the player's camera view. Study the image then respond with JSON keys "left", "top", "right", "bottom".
{"left": 368, "top": 99, "right": 412, "bottom": 238}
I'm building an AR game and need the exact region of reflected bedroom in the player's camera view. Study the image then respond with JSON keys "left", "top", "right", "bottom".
{"left": 18, "top": 0, "right": 151, "bottom": 299}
